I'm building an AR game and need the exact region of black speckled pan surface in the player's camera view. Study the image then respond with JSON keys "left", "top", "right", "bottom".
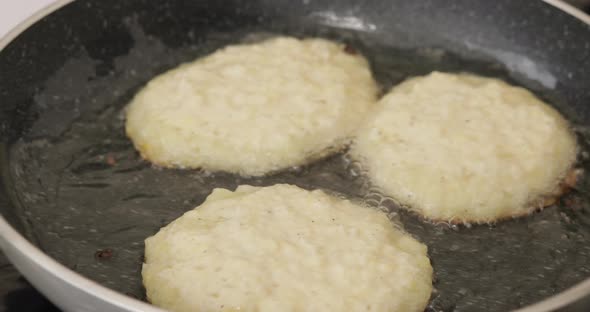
{"left": 1, "top": 0, "right": 590, "bottom": 311}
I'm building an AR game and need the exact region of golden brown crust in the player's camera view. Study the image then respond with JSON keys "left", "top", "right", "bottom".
{"left": 418, "top": 168, "right": 583, "bottom": 225}
{"left": 539, "top": 168, "right": 581, "bottom": 208}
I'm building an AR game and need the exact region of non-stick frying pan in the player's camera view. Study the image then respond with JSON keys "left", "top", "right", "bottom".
{"left": 0, "top": 0, "right": 589, "bottom": 311}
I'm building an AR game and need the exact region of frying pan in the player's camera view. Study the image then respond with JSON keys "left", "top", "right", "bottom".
{"left": 0, "top": 0, "right": 589, "bottom": 311}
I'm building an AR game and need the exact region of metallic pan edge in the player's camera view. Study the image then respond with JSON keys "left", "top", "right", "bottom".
{"left": 0, "top": 1, "right": 164, "bottom": 310}
{"left": 0, "top": 0, "right": 588, "bottom": 311}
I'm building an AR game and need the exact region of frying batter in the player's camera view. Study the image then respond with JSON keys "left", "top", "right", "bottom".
{"left": 142, "top": 184, "right": 433, "bottom": 312}
{"left": 351, "top": 72, "right": 577, "bottom": 223}
{"left": 126, "top": 36, "right": 377, "bottom": 176}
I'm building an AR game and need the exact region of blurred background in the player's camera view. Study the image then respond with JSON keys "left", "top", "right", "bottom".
{"left": 569, "top": 0, "right": 590, "bottom": 9}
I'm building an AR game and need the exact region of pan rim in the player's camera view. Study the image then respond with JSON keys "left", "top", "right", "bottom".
{"left": 0, "top": 2, "right": 164, "bottom": 311}
{"left": 0, "top": 0, "right": 588, "bottom": 311}
{"left": 512, "top": 13, "right": 590, "bottom": 312}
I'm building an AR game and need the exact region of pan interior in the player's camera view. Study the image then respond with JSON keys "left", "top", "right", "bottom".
{"left": 2, "top": 1, "right": 590, "bottom": 311}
